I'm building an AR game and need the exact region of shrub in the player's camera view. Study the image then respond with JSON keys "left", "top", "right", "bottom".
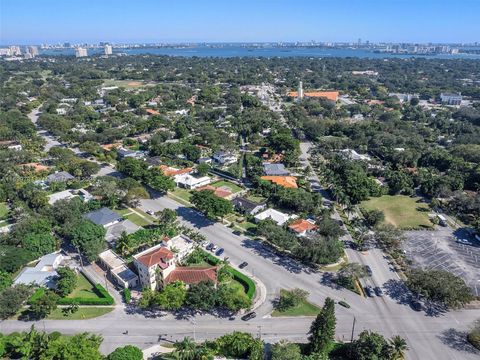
{"left": 122, "top": 288, "right": 131, "bottom": 303}
{"left": 468, "top": 322, "right": 480, "bottom": 350}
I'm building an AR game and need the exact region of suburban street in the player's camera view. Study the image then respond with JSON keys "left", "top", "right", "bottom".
{"left": 3, "top": 128, "right": 479, "bottom": 359}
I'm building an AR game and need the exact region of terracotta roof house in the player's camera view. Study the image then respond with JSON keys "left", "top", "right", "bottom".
{"left": 146, "top": 109, "right": 160, "bottom": 116}
{"left": 288, "top": 219, "right": 317, "bottom": 237}
{"left": 165, "top": 266, "right": 217, "bottom": 285}
{"left": 288, "top": 91, "right": 339, "bottom": 102}
{"left": 101, "top": 143, "right": 122, "bottom": 151}
{"left": 261, "top": 176, "right": 298, "bottom": 188}
{"left": 159, "top": 165, "right": 194, "bottom": 177}
{"left": 19, "top": 163, "right": 50, "bottom": 173}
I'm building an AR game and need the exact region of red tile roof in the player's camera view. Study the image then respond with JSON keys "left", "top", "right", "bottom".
{"left": 159, "top": 165, "right": 193, "bottom": 177}
{"left": 136, "top": 247, "right": 174, "bottom": 267}
{"left": 261, "top": 176, "right": 298, "bottom": 188}
{"left": 146, "top": 109, "right": 160, "bottom": 115}
{"left": 165, "top": 266, "right": 217, "bottom": 285}
{"left": 288, "top": 91, "right": 339, "bottom": 102}
{"left": 288, "top": 219, "right": 317, "bottom": 233}
{"left": 19, "top": 163, "right": 50, "bottom": 172}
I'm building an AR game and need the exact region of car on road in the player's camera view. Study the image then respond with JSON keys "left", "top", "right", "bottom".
{"left": 201, "top": 240, "right": 209, "bottom": 248}
{"left": 374, "top": 287, "right": 384, "bottom": 296}
{"left": 365, "top": 265, "right": 373, "bottom": 276}
{"left": 239, "top": 261, "right": 248, "bottom": 269}
{"left": 241, "top": 312, "right": 256, "bottom": 321}
{"left": 456, "top": 238, "right": 472, "bottom": 245}
{"left": 211, "top": 245, "right": 218, "bottom": 252}
{"left": 338, "top": 300, "right": 351, "bottom": 308}
{"left": 215, "top": 248, "right": 224, "bottom": 256}
{"left": 365, "top": 286, "right": 374, "bottom": 297}
{"left": 206, "top": 243, "right": 214, "bottom": 251}
{"left": 410, "top": 300, "right": 423, "bottom": 312}
{"left": 146, "top": 210, "right": 155, "bottom": 216}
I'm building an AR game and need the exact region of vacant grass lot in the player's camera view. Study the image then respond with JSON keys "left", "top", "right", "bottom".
{"left": 67, "top": 273, "right": 103, "bottom": 299}
{"left": 361, "top": 195, "right": 432, "bottom": 229}
{"left": 47, "top": 307, "right": 114, "bottom": 320}
{"left": 211, "top": 180, "right": 243, "bottom": 193}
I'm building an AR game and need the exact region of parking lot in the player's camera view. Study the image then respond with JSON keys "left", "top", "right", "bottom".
{"left": 404, "top": 226, "right": 480, "bottom": 295}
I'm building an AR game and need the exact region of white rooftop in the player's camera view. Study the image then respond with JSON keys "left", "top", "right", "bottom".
{"left": 48, "top": 190, "right": 77, "bottom": 205}
{"left": 254, "top": 208, "right": 296, "bottom": 226}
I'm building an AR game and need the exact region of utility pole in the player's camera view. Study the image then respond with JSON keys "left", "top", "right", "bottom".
{"left": 350, "top": 316, "right": 356, "bottom": 342}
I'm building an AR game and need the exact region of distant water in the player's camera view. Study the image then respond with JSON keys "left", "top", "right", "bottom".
{"left": 40, "top": 46, "right": 480, "bottom": 59}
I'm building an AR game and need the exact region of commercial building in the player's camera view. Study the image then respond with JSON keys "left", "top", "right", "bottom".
{"left": 104, "top": 44, "right": 113, "bottom": 55}
{"left": 26, "top": 46, "right": 39, "bottom": 57}
{"left": 75, "top": 47, "right": 88, "bottom": 58}
{"left": 440, "top": 93, "right": 462, "bottom": 105}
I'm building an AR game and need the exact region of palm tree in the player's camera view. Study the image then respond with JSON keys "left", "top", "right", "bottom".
{"left": 167, "top": 337, "right": 197, "bottom": 360}
{"left": 389, "top": 335, "right": 409, "bottom": 360}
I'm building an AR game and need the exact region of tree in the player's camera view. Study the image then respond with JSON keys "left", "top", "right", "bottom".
{"left": 67, "top": 220, "right": 106, "bottom": 262}
{"left": 0, "top": 271, "right": 12, "bottom": 291}
{"left": 216, "top": 331, "right": 263, "bottom": 360}
{"left": 196, "top": 162, "right": 210, "bottom": 176}
{"left": 467, "top": 319, "right": 480, "bottom": 350}
{"left": 275, "top": 288, "right": 309, "bottom": 312}
{"left": 362, "top": 209, "right": 385, "bottom": 228}
{"left": 190, "top": 190, "right": 233, "bottom": 220}
{"left": 167, "top": 337, "right": 198, "bottom": 360}
{"left": 308, "top": 297, "right": 336, "bottom": 354}
{"left": 55, "top": 267, "right": 77, "bottom": 297}
{"left": 375, "top": 224, "right": 405, "bottom": 251}
{"left": 156, "top": 208, "right": 177, "bottom": 224}
{"left": 350, "top": 331, "right": 392, "bottom": 360}
{"left": 155, "top": 281, "right": 187, "bottom": 310}
{"left": 22, "top": 232, "right": 57, "bottom": 258}
{"left": 0, "top": 284, "right": 32, "bottom": 319}
{"left": 107, "top": 345, "right": 143, "bottom": 360}
{"left": 186, "top": 280, "right": 217, "bottom": 311}
{"left": 406, "top": 268, "right": 473, "bottom": 308}
{"left": 217, "top": 283, "right": 251, "bottom": 311}
{"left": 29, "top": 291, "right": 59, "bottom": 319}
{"left": 270, "top": 340, "right": 302, "bottom": 360}
{"left": 389, "top": 335, "right": 409, "bottom": 360}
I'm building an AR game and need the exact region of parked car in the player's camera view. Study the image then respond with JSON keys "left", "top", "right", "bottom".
{"left": 216, "top": 248, "right": 224, "bottom": 256}
{"left": 365, "top": 265, "right": 373, "bottom": 276}
{"left": 241, "top": 312, "right": 257, "bottom": 321}
{"left": 201, "top": 240, "right": 209, "bottom": 248}
{"left": 365, "top": 286, "right": 374, "bottom": 297}
{"left": 211, "top": 245, "right": 218, "bottom": 252}
{"left": 374, "top": 287, "right": 383, "bottom": 296}
{"left": 410, "top": 300, "right": 423, "bottom": 312}
{"left": 146, "top": 210, "right": 155, "bottom": 216}
{"left": 206, "top": 243, "right": 214, "bottom": 251}
{"left": 338, "top": 300, "right": 351, "bottom": 308}
{"left": 456, "top": 238, "right": 472, "bottom": 245}
{"left": 239, "top": 262, "right": 248, "bottom": 269}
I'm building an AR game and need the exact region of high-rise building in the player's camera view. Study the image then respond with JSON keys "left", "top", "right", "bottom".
{"left": 64, "top": 42, "right": 71, "bottom": 48}
{"left": 9, "top": 46, "right": 21, "bottom": 56}
{"left": 75, "top": 47, "right": 88, "bottom": 58}
{"left": 297, "top": 81, "right": 304, "bottom": 101}
{"left": 26, "top": 46, "right": 39, "bottom": 57}
{"left": 104, "top": 44, "right": 112, "bottom": 55}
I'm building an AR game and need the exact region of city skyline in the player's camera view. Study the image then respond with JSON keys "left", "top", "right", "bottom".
{"left": 1, "top": 0, "right": 479, "bottom": 45}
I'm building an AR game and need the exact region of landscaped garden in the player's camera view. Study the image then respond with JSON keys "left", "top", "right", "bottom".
{"left": 360, "top": 195, "right": 433, "bottom": 229}
{"left": 272, "top": 289, "right": 320, "bottom": 317}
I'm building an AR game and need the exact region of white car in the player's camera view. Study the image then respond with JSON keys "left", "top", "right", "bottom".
{"left": 201, "top": 240, "right": 209, "bottom": 248}
{"left": 211, "top": 245, "right": 218, "bottom": 252}
{"left": 146, "top": 210, "right": 155, "bottom": 216}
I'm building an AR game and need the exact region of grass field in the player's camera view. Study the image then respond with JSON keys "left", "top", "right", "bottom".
{"left": 47, "top": 307, "right": 114, "bottom": 320}
{"left": 169, "top": 188, "right": 193, "bottom": 203}
{"left": 272, "top": 296, "right": 320, "bottom": 317}
{"left": 211, "top": 180, "right": 243, "bottom": 193}
{"left": 115, "top": 207, "right": 131, "bottom": 216}
{"left": 125, "top": 213, "right": 150, "bottom": 227}
{"left": 360, "top": 195, "right": 432, "bottom": 229}
{"left": 67, "top": 274, "right": 103, "bottom": 299}
{"left": 0, "top": 203, "right": 9, "bottom": 220}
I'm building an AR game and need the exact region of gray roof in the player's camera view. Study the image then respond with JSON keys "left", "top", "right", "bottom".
{"left": 263, "top": 163, "right": 290, "bottom": 176}
{"left": 105, "top": 220, "right": 141, "bottom": 242}
{"left": 46, "top": 171, "right": 74, "bottom": 183}
{"left": 14, "top": 252, "right": 64, "bottom": 289}
{"left": 232, "top": 197, "right": 265, "bottom": 213}
{"left": 84, "top": 207, "right": 122, "bottom": 226}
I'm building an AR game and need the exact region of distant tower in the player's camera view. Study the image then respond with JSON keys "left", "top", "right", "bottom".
{"left": 297, "top": 81, "right": 304, "bottom": 102}
{"left": 104, "top": 44, "right": 112, "bottom": 55}
{"left": 75, "top": 47, "right": 88, "bottom": 58}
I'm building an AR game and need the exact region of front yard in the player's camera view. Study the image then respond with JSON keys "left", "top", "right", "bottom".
{"left": 360, "top": 195, "right": 433, "bottom": 229}
{"left": 169, "top": 188, "right": 193, "bottom": 203}
{"left": 67, "top": 273, "right": 104, "bottom": 299}
{"left": 211, "top": 180, "right": 243, "bottom": 194}
{"left": 47, "top": 307, "right": 114, "bottom": 320}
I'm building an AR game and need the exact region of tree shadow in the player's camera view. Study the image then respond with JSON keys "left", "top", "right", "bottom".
{"left": 437, "top": 328, "right": 480, "bottom": 355}
{"left": 176, "top": 206, "right": 215, "bottom": 229}
{"left": 124, "top": 304, "right": 167, "bottom": 319}
{"left": 320, "top": 272, "right": 342, "bottom": 290}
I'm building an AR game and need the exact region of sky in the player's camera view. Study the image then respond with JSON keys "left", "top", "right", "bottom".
{"left": 1, "top": 0, "right": 479, "bottom": 45}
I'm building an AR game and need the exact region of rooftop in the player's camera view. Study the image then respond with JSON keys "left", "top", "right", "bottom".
{"left": 159, "top": 165, "right": 193, "bottom": 177}
{"left": 261, "top": 176, "right": 298, "bottom": 188}
{"left": 165, "top": 266, "right": 217, "bottom": 285}
{"left": 46, "top": 171, "right": 74, "bottom": 183}
{"left": 135, "top": 246, "right": 174, "bottom": 268}
{"left": 288, "top": 91, "right": 339, "bottom": 102}
{"left": 288, "top": 219, "right": 317, "bottom": 233}
{"left": 263, "top": 162, "right": 290, "bottom": 176}
{"left": 84, "top": 207, "right": 122, "bottom": 226}
{"left": 255, "top": 208, "right": 296, "bottom": 226}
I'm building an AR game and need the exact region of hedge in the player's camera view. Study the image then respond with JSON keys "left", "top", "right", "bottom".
{"left": 29, "top": 284, "right": 114, "bottom": 306}
{"left": 58, "top": 284, "right": 114, "bottom": 305}
{"left": 122, "top": 288, "right": 131, "bottom": 303}
{"left": 226, "top": 266, "right": 256, "bottom": 300}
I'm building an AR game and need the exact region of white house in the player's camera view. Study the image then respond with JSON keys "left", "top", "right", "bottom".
{"left": 14, "top": 252, "right": 67, "bottom": 289}
{"left": 174, "top": 174, "right": 212, "bottom": 189}
{"left": 163, "top": 234, "right": 195, "bottom": 261}
{"left": 212, "top": 152, "right": 237, "bottom": 166}
{"left": 254, "top": 208, "right": 297, "bottom": 226}
{"left": 98, "top": 250, "right": 139, "bottom": 289}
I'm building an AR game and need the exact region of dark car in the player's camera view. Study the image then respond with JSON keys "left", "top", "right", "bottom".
{"left": 365, "top": 286, "right": 374, "bottom": 297}
{"left": 206, "top": 243, "right": 214, "bottom": 251}
{"left": 216, "top": 248, "right": 224, "bottom": 256}
{"left": 239, "top": 262, "right": 248, "bottom": 269}
{"left": 365, "top": 265, "right": 373, "bottom": 276}
{"left": 410, "top": 300, "right": 423, "bottom": 312}
{"left": 374, "top": 287, "right": 383, "bottom": 296}
{"left": 241, "top": 312, "right": 257, "bottom": 321}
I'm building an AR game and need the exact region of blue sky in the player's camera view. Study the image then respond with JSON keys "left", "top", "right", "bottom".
{"left": 1, "top": 0, "right": 479, "bottom": 44}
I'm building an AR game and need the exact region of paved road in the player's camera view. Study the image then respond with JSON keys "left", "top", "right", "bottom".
{"left": 27, "top": 109, "right": 62, "bottom": 151}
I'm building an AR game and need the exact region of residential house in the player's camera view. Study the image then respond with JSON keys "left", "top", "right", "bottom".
{"left": 197, "top": 157, "right": 213, "bottom": 164}
{"left": 146, "top": 109, "right": 160, "bottom": 116}
{"left": 260, "top": 176, "right": 298, "bottom": 189}
{"left": 46, "top": 171, "right": 74, "bottom": 184}
{"left": 117, "top": 147, "right": 145, "bottom": 160}
{"left": 288, "top": 219, "right": 317, "bottom": 237}
{"left": 339, "top": 149, "right": 371, "bottom": 162}
{"left": 196, "top": 185, "right": 232, "bottom": 199}
{"left": 232, "top": 196, "right": 266, "bottom": 215}
{"left": 47, "top": 189, "right": 77, "bottom": 205}
{"left": 254, "top": 208, "right": 297, "bottom": 226}
{"left": 14, "top": 252, "right": 67, "bottom": 289}
{"left": 263, "top": 163, "right": 290, "bottom": 176}
{"left": 212, "top": 151, "right": 237, "bottom": 166}
{"left": 159, "top": 165, "right": 194, "bottom": 177}
{"left": 84, "top": 207, "right": 123, "bottom": 228}
{"left": 163, "top": 234, "right": 196, "bottom": 261}
{"left": 105, "top": 220, "right": 140, "bottom": 244}
{"left": 98, "top": 250, "right": 139, "bottom": 289}
{"left": 174, "top": 174, "right": 212, "bottom": 189}
{"left": 19, "top": 163, "right": 50, "bottom": 173}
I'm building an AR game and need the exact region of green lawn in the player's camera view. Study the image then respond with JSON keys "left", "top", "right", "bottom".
{"left": 238, "top": 221, "right": 257, "bottom": 231}
{"left": 272, "top": 299, "right": 320, "bottom": 317}
{"left": 47, "top": 307, "right": 114, "bottom": 320}
{"left": 0, "top": 203, "right": 9, "bottom": 220}
{"left": 211, "top": 180, "right": 243, "bottom": 194}
{"left": 125, "top": 213, "right": 150, "bottom": 227}
{"left": 67, "top": 274, "right": 103, "bottom": 299}
{"left": 134, "top": 208, "right": 157, "bottom": 223}
{"left": 360, "top": 195, "right": 433, "bottom": 229}
{"left": 169, "top": 188, "right": 193, "bottom": 203}
{"left": 115, "top": 207, "right": 132, "bottom": 216}
{"left": 103, "top": 79, "right": 148, "bottom": 88}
